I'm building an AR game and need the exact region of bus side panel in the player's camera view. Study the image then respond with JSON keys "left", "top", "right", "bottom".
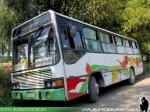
{"left": 133, "top": 55, "right": 144, "bottom": 75}
{"left": 88, "top": 53, "right": 142, "bottom": 87}
{"left": 88, "top": 53, "right": 127, "bottom": 86}
{"left": 56, "top": 15, "right": 90, "bottom": 100}
{"left": 64, "top": 54, "right": 90, "bottom": 100}
{"left": 60, "top": 53, "right": 91, "bottom": 101}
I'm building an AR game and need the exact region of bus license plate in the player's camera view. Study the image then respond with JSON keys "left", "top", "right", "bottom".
{"left": 27, "top": 92, "right": 35, "bottom": 98}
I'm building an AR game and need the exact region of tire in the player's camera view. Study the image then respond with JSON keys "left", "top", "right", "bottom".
{"left": 127, "top": 68, "right": 135, "bottom": 85}
{"left": 88, "top": 76, "right": 99, "bottom": 103}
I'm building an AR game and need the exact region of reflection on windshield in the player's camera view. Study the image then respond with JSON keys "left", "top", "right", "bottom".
{"left": 32, "top": 29, "right": 50, "bottom": 60}
{"left": 31, "top": 26, "right": 58, "bottom": 68}
{"left": 17, "top": 44, "right": 28, "bottom": 62}
{"left": 14, "top": 25, "right": 60, "bottom": 72}
{"left": 15, "top": 44, "right": 28, "bottom": 71}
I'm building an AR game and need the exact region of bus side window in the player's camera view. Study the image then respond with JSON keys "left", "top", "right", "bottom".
{"left": 59, "top": 23, "right": 85, "bottom": 64}
{"left": 123, "top": 39, "right": 133, "bottom": 54}
{"left": 60, "top": 28, "right": 71, "bottom": 49}
{"left": 82, "top": 28, "right": 101, "bottom": 52}
{"left": 70, "top": 25, "right": 83, "bottom": 50}
{"left": 99, "top": 32, "right": 116, "bottom": 53}
{"left": 132, "top": 41, "right": 139, "bottom": 54}
{"left": 114, "top": 36, "right": 126, "bottom": 54}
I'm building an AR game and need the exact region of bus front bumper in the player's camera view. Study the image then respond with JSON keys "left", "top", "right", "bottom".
{"left": 11, "top": 88, "right": 66, "bottom": 101}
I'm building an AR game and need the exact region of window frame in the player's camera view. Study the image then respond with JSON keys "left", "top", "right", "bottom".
{"left": 114, "top": 36, "right": 126, "bottom": 54}
{"left": 123, "top": 39, "right": 135, "bottom": 55}
{"left": 82, "top": 27, "right": 102, "bottom": 53}
{"left": 98, "top": 31, "right": 117, "bottom": 53}
{"left": 132, "top": 41, "right": 140, "bottom": 54}
{"left": 56, "top": 17, "right": 86, "bottom": 64}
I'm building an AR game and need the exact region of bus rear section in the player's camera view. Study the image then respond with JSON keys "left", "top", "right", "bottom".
{"left": 11, "top": 11, "right": 67, "bottom": 101}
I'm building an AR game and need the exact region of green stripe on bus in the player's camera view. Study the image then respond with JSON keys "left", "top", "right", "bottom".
{"left": 41, "top": 88, "right": 65, "bottom": 101}
{"left": 12, "top": 88, "right": 65, "bottom": 101}
{"left": 79, "top": 82, "right": 88, "bottom": 93}
{"left": 91, "top": 64, "right": 123, "bottom": 72}
{"left": 91, "top": 65, "right": 114, "bottom": 71}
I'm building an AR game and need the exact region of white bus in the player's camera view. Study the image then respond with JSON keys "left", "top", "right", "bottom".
{"left": 11, "top": 10, "right": 143, "bottom": 103}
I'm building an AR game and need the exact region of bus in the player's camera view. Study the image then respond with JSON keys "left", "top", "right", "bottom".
{"left": 11, "top": 10, "right": 143, "bottom": 103}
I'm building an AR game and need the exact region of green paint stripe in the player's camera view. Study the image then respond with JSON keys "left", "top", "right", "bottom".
{"left": 91, "top": 64, "right": 123, "bottom": 72}
{"left": 91, "top": 65, "right": 113, "bottom": 71}
{"left": 12, "top": 88, "right": 65, "bottom": 101}
{"left": 79, "top": 82, "right": 88, "bottom": 93}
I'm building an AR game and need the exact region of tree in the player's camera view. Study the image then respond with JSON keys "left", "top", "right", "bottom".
{"left": 0, "top": 3, "right": 18, "bottom": 56}
{"left": 122, "top": 0, "right": 150, "bottom": 53}
{"left": 5, "top": 0, "right": 38, "bottom": 22}
{"left": 60, "top": 0, "right": 123, "bottom": 32}
{"left": 1, "top": 0, "right": 150, "bottom": 54}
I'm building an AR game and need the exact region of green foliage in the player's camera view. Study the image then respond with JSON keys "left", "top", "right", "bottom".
{"left": 0, "top": 70, "right": 12, "bottom": 106}
{"left": 0, "top": 3, "right": 18, "bottom": 44}
{"left": 5, "top": 0, "right": 38, "bottom": 21}
{"left": 122, "top": 0, "right": 150, "bottom": 32}
{"left": 61, "top": 0, "right": 123, "bottom": 32}
{"left": 122, "top": 0, "right": 150, "bottom": 53}
{"left": 0, "top": 58, "right": 12, "bottom": 106}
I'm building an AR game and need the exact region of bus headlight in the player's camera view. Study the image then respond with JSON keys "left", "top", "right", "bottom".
{"left": 44, "top": 78, "right": 63, "bottom": 88}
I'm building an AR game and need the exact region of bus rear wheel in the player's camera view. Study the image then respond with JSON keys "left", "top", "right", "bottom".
{"left": 88, "top": 76, "right": 99, "bottom": 103}
{"left": 127, "top": 68, "right": 135, "bottom": 85}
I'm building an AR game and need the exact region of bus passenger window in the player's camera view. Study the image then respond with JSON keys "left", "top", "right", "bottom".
{"left": 59, "top": 23, "right": 85, "bottom": 64}
{"left": 132, "top": 41, "right": 139, "bottom": 54}
{"left": 70, "top": 26, "right": 83, "bottom": 50}
{"left": 99, "top": 32, "right": 116, "bottom": 53}
{"left": 115, "top": 36, "right": 126, "bottom": 54}
{"left": 60, "top": 30, "right": 71, "bottom": 48}
{"left": 83, "top": 28, "right": 101, "bottom": 52}
{"left": 123, "top": 39, "right": 133, "bottom": 54}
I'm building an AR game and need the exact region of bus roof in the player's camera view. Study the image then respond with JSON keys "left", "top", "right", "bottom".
{"left": 11, "top": 11, "right": 50, "bottom": 39}
{"left": 12, "top": 10, "right": 137, "bottom": 42}
{"left": 12, "top": 11, "right": 49, "bottom": 31}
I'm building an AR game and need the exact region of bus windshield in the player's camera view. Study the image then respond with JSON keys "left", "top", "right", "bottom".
{"left": 14, "top": 26, "right": 60, "bottom": 72}
{"left": 31, "top": 26, "right": 58, "bottom": 67}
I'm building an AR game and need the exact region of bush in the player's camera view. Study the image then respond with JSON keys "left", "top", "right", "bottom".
{"left": 0, "top": 72, "right": 12, "bottom": 106}
{"left": 0, "top": 62, "right": 12, "bottom": 106}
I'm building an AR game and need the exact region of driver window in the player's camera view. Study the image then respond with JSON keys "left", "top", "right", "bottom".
{"left": 59, "top": 22, "right": 85, "bottom": 64}
{"left": 60, "top": 24, "right": 83, "bottom": 50}
{"left": 70, "top": 25, "right": 83, "bottom": 50}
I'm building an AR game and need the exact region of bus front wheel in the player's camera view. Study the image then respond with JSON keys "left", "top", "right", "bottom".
{"left": 88, "top": 76, "right": 99, "bottom": 103}
{"left": 127, "top": 68, "right": 135, "bottom": 85}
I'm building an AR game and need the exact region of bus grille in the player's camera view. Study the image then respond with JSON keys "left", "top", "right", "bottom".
{"left": 12, "top": 69, "right": 52, "bottom": 89}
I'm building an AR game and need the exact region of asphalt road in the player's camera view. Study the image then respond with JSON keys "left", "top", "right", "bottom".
{"left": 17, "top": 73, "right": 150, "bottom": 112}
{"left": 78, "top": 74, "right": 150, "bottom": 112}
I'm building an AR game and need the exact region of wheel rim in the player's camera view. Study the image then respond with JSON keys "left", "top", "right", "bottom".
{"left": 130, "top": 70, "right": 135, "bottom": 82}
